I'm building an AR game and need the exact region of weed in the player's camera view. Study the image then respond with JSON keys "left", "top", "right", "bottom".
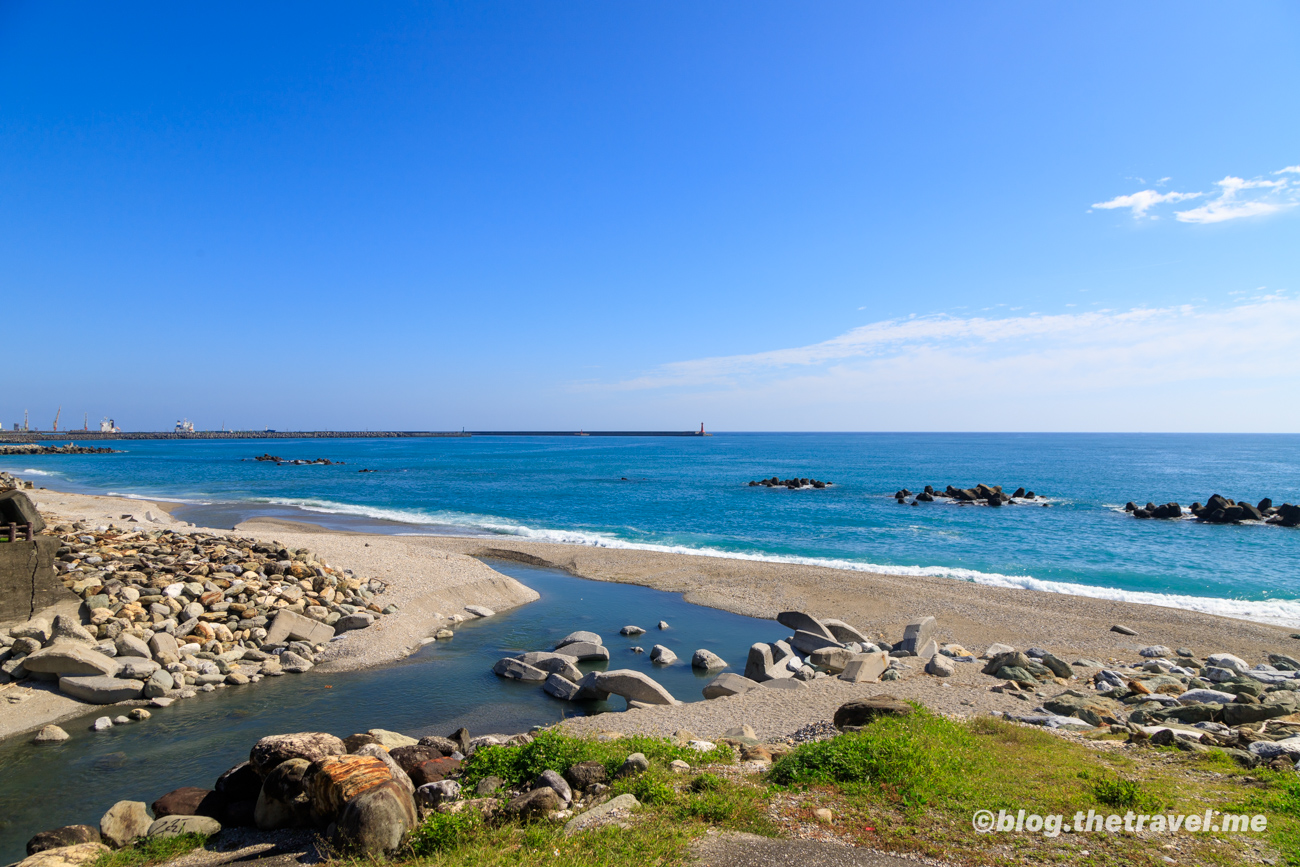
{"left": 91, "top": 834, "right": 207, "bottom": 867}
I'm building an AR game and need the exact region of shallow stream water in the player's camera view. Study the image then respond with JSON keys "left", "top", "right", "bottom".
{"left": 0, "top": 561, "right": 782, "bottom": 864}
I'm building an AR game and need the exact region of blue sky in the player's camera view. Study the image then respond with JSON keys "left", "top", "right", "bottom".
{"left": 3, "top": 2, "right": 1298, "bottom": 432}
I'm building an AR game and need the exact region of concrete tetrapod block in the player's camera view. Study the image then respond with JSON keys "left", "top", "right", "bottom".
{"left": 775, "top": 611, "right": 836, "bottom": 641}
{"left": 790, "top": 629, "right": 842, "bottom": 655}
{"left": 591, "top": 669, "right": 679, "bottom": 706}
{"left": 492, "top": 658, "right": 548, "bottom": 682}
{"left": 0, "top": 490, "right": 45, "bottom": 534}
{"left": 58, "top": 676, "right": 144, "bottom": 704}
{"left": 702, "top": 672, "right": 760, "bottom": 700}
{"left": 838, "top": 651, "right": 890, "bottom": 684}
{"left": 543, "top": 672, "right": 582, "bottom": 700}
{"left": 897, "top": 616, "right": 936, "bottom": 655}
{"left": 264, "top": 610, "right": 335, "bottom": 646}
{"left": 822, "top": 619, "right": 870, "bottom": 644}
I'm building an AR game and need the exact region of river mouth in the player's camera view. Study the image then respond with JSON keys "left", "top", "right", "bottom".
{"left": 0, "top": 560, "right": 780, "bottom": 864}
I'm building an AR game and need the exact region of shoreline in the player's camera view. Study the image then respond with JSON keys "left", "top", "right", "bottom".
{"left": 5, "top": 484, "right": 1299, "bottom": 744}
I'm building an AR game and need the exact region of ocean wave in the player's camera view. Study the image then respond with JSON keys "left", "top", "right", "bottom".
{"left": 260, "top": 497, "right": 1300, "bottom": 628}
{"left": 18, "top": 468, "right": 60, "bottom": 476}
{"left": 105, "top": 491, "right": 213, "bottom": 506}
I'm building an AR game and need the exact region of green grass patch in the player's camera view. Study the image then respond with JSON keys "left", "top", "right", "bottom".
{"left": 461, "top": 730, "right": 732, "bottom": 789}
{"left": 91, "top": 834, "right": 208, "bottom": 867}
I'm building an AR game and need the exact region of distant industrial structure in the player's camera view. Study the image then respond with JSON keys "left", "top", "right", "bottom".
{"left": 100, "top": 418, "right": 121, "bottom": 433}
{"left": 175, "top": 418, "right": 195, "bottom": 433}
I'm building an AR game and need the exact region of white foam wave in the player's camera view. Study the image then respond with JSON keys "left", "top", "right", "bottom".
{"left": 260, "top": 497, "right": 1300, "bottom": 628}
{"left": 105, "top": 491, "right": 212, "bottom": 506}
{"left": 18, "top": 468, "right": 59, "bottom": 476}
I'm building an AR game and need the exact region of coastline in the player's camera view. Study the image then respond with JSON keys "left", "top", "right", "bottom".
{"left": 6, "top": 484, "right": 1298, "bottom": 743}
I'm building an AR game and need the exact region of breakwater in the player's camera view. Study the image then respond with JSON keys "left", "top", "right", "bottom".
{"left": 0, "top": 431, "right": 470, "bottom": 443}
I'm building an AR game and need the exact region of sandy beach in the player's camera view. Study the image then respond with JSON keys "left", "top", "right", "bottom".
{"left": 5, "top": 484, "right": 1296, "bottom": 744}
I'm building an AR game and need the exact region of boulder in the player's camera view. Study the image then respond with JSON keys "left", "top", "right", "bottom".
{"left": 115, "top": 634, "right": 151, "bottom": 659}
{"left": 249, "top": 732, "right": 347, "bottom": 777}
{"left": 649, "top": 645, "right": 677, "bottom": 665}
{"left": 25, "top": 826, "right": 101, "bottom": 856}
{"left": 116, "top": 658, "right": 160, "bottom": 680}
{"left": 573, "top": 670, "right": 610, "bottom": 701}
{"left": 790, "top": 629, "right": 840, "bottom": 655}
{"left": 409, "top": 757, "right": 462, "bottom": 787}
{"left": 897, "top": 617, "right": 936, "bottom": 655}
{"left": 146, "top": 816, "right": 221, "bottom": 839}
{"left": 562, "top": 794, "right": 639, "bottom": 837}
{"left": 151, "top": 788, "right": 226, "bottom": 819}
{"left": 147, "top": 633, "right": 179, "bottom": 661}
{"left": 353, "top": 744, "right": 415, "bottom": 793}
{"left": 58, "top": 676, "right": 143, "bottom": 704}
{"left": 254, "top": 759, "right": 312, "bottom": 830}
{"left": 99, "top": 801, "right": 152, "bottom": 848}
{"left": 702, "top": 672, "right": 760, "bottom": 700}
{"left": 335, "top": 779, "right": 416, "bottom": 854}
{"left": 619, "top": 626, "right": 646, "bottom": 636}
{"left": 215, "top": 763, "right": 262, "bottom": 803}
{"left": 591, "top": 669, "right": 678, "bottom": 705}
{"left": 264, "top": 610, "right": 334, "bottom": 646}
{"left": 1206, "top": 653, "right": 1249, "bottom": 673}
{"left": 925, "top": 655, "right": 954, "bottom": 677}
{"left": 388, "top": 745, "right": 445, "bottom": 776}
{"left": 555, "top": 631, "right": 602, "bottom": 649}
{"left": 533, "top": 769, "right": 572, "bottom": 804}
{"left": 415, "top": 780, "right": 461, "bottom": 809}
{"left": 464, "top": 605, "right": 495, "bottom": 618}
{"left": 838, "top": 651, "right": 889, "bottom": 683}
{"left": 334, "top": 613, "right": 374, "bottom": 633}
{"left": 1177, "top": 688, "right": 1238, "bottom": 705}
{"left": 50, "top": 616, "right": 95, "bottom": 644}
{"left": 306, "top": 755, "right": 395, "bottom": 824}
{"left": 821, "top": 619, "right": 869, "bottom": 644}
{"left": 743, "top": 642, "right": 776, "bottom": 681}
{"left": 759, "top": 678, "right": 806, "bottom": 690}
{"left": 775, "top": 611, "right": 836, "bottom": 641}
{"left": 504, "top": 787, "right": 561, "bottom": 818}
{"left": 492, "top": 658, "right": 548, "bottom": 682}
{"left": 1039, "top": 654, "right": 1073, "bottom": 679}
{"left": 690, "top": 649, "right": 727, "bottom": 670}
{"left": 617, "top": 752, "right": 650, "bottom": 777}
{"left": 916, "top": 639, "right": 939, "bottom": 662}
{"left": 564, "top": 761, "right": 608, "bottom": 791}
{"left": 833, "top": 696, "right": 913, "bottom": 729}
{"left": 32, "top": 725, "right": 70, "bottom": 744}
{"left": 15, "top": 843, "right": 109, "bottom": 867}
{"left": 24, "top": 646, "right": 121, "bottom": 677}
{"left": 1110, "top": 624, "right": 1138, "bottom": 636}
{"left": 1042, "top": 691, "right": 1124, "bottom": 727}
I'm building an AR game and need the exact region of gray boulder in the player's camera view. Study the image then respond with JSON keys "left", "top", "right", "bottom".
{"left": 115, "top": 634, "right": 151, "bottom": 659}
{"left": 51, "top": 615, "right": 95, "bottom": 644}
{"left": 808, "top": 646, "right": 857, "bottom": 673}
{"left": 534, "top": 769, "right": 572, "bottom": 804}
{"left": 147, "top": 816, "right": 221, "bottom": 839}
{"left": 99, "top": 801, "right": 151, "bottom": 848}
{"left": 249, "top": 732, "right": 347, "bottom": 776}
{"left": 335, "top": 779, "right": 416, "bottom": 854}
{"left": 414, "top": 780, "right": 460, "bottom": 809}
{"left": 690, "top": 649, "right": 727, "bottom": 670}
{"left": 649, "top": 645, "right": 677, "bottom": 665}
{"left": 790, "top": 629, "right": 841, "bottom": 655}
{"left": 334, "top": 613, "right": 374, "bottom": 633}
{"left": 554, "top": 641, "right": 609, "bottom": 662}
{"left": 839, "top": 651, "right": 889, "bottom": 683}
{"left": 264, "top": 610, "right": 334, "bottom": 646}
{"left": 116, "top": 658, "right": 160, "bottom": 680}
{"left": 562, "top": 794, "right": 640, "bottom": 836}
{"left": 619, "top": 626, "right": 646, "bottom": 636}
{"left": 543, "top": 672, "right": 582, "bottom": 700}
{"left": 925, "top": 655, "right": 955, "bottom": 677}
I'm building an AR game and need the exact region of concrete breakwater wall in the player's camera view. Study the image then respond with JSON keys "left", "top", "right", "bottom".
{"left": 0, "top": 431, "right": 471, "bottom": 443}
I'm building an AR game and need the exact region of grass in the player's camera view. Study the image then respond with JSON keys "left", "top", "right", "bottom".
{"left": 91, "top": 834, "right": 208, "bottom": 867}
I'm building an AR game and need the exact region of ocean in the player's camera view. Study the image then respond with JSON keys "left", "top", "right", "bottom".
{"left": 4, "top": 432, "right": 1299, "bottom": 627}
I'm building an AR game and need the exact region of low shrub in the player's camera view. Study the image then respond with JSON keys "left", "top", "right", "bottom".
{"left": 92, "top": 834, "right": 208, "bottom": 867}
{"left": 406, "top": 809, "right": 483, "bottom": 856}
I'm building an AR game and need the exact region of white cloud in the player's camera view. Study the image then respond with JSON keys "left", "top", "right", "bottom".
{"left": 1092, "top": 189, "right": 1200, "bottom": 218}
{"left": 586, "top": 299, "right": 1300, "bottom": 431}
{"left": 1094, "top": 164, "right": 1298, "bottom": 224}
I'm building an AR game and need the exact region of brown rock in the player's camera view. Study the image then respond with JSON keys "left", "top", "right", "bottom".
{"left": 151, "top": 788, "right": 226, "bottom": 819}
{"left": 335, "top": 779, "right": 416, "bottom": 854}
{"left": 409, "top": 757, "right": 462, "bottom": 787}
{"left": 832, "top": 695, "right": 914, "bottom": 729}
{"left": 504, "top": 787, "right": 561, "bottom": 818}
{"left": 305, "top": 755, "right": 393, "bottom": 825}
{"left": 26, "top": 826, "right": 100, "bottom": 856}
{"left": 249, "top": 732, "right": 347, "bottom": 776}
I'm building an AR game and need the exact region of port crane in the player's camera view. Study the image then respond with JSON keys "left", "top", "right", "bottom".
{"left": 52, "top": 406, "right": 61, "bottom": 432}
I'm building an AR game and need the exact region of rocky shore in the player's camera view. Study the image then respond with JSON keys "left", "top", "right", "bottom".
{"left": 896, "top": 483, "right": 1042, "bottom": 505}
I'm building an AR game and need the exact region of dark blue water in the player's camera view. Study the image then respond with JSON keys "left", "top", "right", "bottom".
{"left": 0, "top": 561, "right": 784, "bottom": 863}
{"left": 3, "top": 433, "right": 1299, "bottom": 623}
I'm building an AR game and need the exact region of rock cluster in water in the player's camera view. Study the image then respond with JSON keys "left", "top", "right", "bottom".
{"left": 1124, "top": 495, "right": 1299, "bottom": 526}
{"left": 747, "top": 476, "right": 831, "bottom": 489}
{"left": 0, "top": 444, "right": 119, "bottom": 455}
{"left": 491, "top": 630, "right": 685, "bottom": 708}
{"left": 251, "top": 454, "right": 342, "bottom": 465}
{"left": 896, "top": 484, "right": 1041, "bottom": 506}
{"left": 0, "top": 525, "right": 391, "bottom": 706}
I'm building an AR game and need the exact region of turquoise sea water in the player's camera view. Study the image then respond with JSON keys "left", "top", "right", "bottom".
{"left": 3, "top": 432, "right": 1299, "bottom": 624}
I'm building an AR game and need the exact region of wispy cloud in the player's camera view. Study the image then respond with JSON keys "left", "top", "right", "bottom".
{"left": 1092, "top": 189, "right": 1201, "bottom": 218}
{"left": 1092, "top": 163, "right": 1298, "bottom": 224}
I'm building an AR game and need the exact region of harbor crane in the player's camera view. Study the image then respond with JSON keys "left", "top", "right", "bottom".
{"left": 52, "top": 406, "right": 61, "bottom": 432}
